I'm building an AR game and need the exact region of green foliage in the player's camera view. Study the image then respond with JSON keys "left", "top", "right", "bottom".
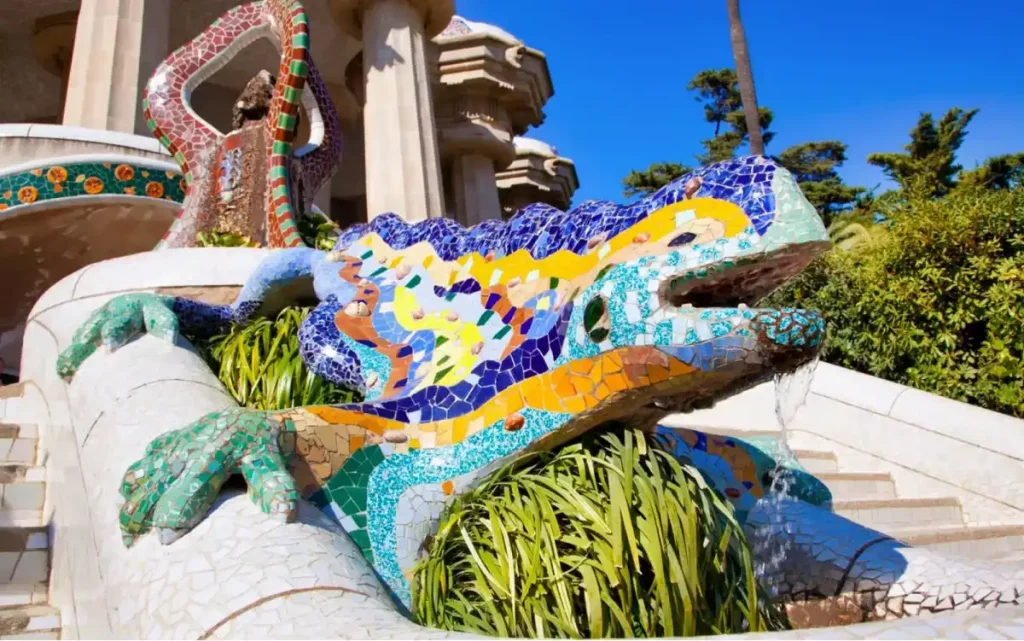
{"left": 826, "top": 217, "right": 886, "bottom": 252}
{"left": 413, "top": 426, "right": 788, "bottom": 638}
{"left": 622, "top": 162, "right": 693, "bottom": 198}
{"left": 298, "top": 209, "right": 342, "bottom": 251}
{"left": 867, "top": 107, "right": 979, "bottom": 197}
{"left": 195, "top": 230, "right": 259, "bottom": 248}
{"left": 724, "top": 107, "right": 775, "bottom": 149}
{"left": 194, "top": 211, "right": 340, "bottom": 251}
{"left": 769, "top": 187, "right": 1024, "bottom": 418}
{"left": 960, "top": 153, "right": 1024, "bottom": 191}
{"left": 686, "top": 68, "right": 741, "bottom": 136}
{"left": 776, "top": 141, "right": 866, "bottom": 225}
{"left": 197, "top": 306, "right": 361, "bottom": 411}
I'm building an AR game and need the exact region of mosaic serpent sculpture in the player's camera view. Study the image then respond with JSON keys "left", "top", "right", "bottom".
{"left": 56, "top": 157, "right": 1024, "bottom": 624}
{"left": 145, "top": 0, "right": 342, "bottom": 249}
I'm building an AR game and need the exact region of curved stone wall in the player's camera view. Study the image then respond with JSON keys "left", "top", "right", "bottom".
{"left": 0, "top": 131, "right": 185, "bottom": 374}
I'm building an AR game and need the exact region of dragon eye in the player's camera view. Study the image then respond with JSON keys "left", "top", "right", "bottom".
{"left": 584, "top": 296, "right": 610, "bottom": 343}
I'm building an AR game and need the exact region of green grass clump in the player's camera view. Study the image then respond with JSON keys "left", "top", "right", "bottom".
{"left": 413, "top": 426, "right": 789, "bottom": 638}
{"left": 196, "top": 306, "right": 361, "bottom": 411}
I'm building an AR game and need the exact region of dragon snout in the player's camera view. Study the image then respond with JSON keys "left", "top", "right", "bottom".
{"left": 749, "top": 308, "right": 826, "bottom": 370}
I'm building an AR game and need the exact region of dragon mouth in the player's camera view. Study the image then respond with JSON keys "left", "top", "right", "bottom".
{"left": 661, "top": 241, "right": 830, "bottom": 309}
{"left": 646, "top": 243, "right": 829, "bottom": 417}
{"left": 536, "top": 244, "right": 829, "bottom": 449}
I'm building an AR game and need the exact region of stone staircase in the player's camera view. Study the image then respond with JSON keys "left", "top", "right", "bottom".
{"left": 748, "top": 435, "right": 1024, "bottom": 562}
{"left": 0, "top": 385, "right": 59, "bottom": 640}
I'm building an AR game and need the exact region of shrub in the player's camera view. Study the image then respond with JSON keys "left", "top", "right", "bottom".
{"left": 196, "top": 306, "right": 361, "bottom": 411}
{"left": 413, "top": 427, "right": 788, "bottom": 638}
{"left": 769, "top": 186, "right": 1024, "bottom": 417}
{"left": 195, "top": 209, "right": 341, "bottom": 251}
{"left": 298, "top": 209, "right": 341, "bottom": 251}
{"left": 195, "top": 230, "right": 259, "bottom": 247}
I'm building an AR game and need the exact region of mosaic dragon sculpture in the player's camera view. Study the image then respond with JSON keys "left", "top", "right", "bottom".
{"left": 57, "top": 156, "right": 1024, "bottom": 626}
{"left": 145, "top": 0, "right": 342, "bottom": 249}
{"left": 58, "top": 156, "right": 834, "bottom": 606}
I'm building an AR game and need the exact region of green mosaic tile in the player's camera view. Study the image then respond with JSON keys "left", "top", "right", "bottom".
{"left": 0, "top": 161, "right": 186, "bottom": 211}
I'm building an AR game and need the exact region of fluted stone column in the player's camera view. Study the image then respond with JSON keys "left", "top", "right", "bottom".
{"left": 331, "top": 0, "right": 454, "bottom": 222}
{"left": 451, "top": 153, "right": 502, "bottom": 226}
{"left": 62, "top": 0, "right": 170, "bottom": 135}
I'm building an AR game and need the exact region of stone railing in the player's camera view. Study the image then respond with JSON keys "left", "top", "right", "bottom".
{"left": 0, "top": 124, "right": 169, "bottom": 171}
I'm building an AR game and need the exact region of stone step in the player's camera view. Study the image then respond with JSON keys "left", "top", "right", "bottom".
{"left": 0, "top": 529, "right": 47, "bottom": 555}
{"left": 0, "top": 524, "right": 48, "bottom": 586}
{"left": 0, "top": 426, "right": 34, "bottom": 442}
{"left": 832, "top": 497, "right": 965, "bottom": 531}
{"left": 0, "top": 438, "right": 36, "bottom": 468}
{"left": 0, "top": 469, "right": 44, "bottom": 515}
{"left": 815, "top": 472, "right": 897, "bottom": 501}
{"left": 792, "top": 449, "right": 839, "bottom": 474}
{"left": 0, "top": 604, "right": 60, "bottom": 639}
{"left": 0, "top": 514, "right": 42, "bottom": 530}
{"left": 892, "top": 524, "right": 1024, "bottom": 561}
{"left": 0, "top": 391, "right": 34, "bottom": 427}
{"left": 0, "top": 585, "right": 48, "bottom": 609}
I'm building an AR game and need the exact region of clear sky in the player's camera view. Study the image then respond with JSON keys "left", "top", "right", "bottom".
{"left": 456, "top": 0, "right": 1024, "bottom": 204}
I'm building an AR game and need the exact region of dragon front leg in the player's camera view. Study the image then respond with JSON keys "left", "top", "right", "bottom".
{"left": 118, "top": 407, "right": 299, "bottom": 546}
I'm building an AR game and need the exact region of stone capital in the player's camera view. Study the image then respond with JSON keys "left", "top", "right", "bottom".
{"left": 434, "top": 28, "right": 553, "bottom": 136}
{"left": 329, "top": 0, "right": 455, "bottom": 40}
{"left": 436, "top": 94, "right": 516, "bottom": 168}
{"left": 496, "top": 138, "right": 580, "bottom": 214}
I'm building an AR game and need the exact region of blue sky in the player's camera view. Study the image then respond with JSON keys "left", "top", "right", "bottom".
{"left": 457, "top": 0, "right": 1024, "bottom": 204}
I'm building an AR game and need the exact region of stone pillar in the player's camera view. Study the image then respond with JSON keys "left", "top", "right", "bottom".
{"left": 331, "top": 0, "right": 453, "bottom": 222}
{"left": 450, "top": 153, "right": 502, "bottom": 226}
{"left": 62, "top": 0, "right": 170, "bottom": 135}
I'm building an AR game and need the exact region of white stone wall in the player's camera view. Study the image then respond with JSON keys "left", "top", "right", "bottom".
{"left": 665, "top": 363, "right": 1024, "bottom": 527}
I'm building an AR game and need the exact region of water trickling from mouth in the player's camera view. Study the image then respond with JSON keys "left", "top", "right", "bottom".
{"left": 751, "top": 357, "right": 820, "bottom": 593}
{"left": 773, "top": 356, "right": 818, "bottom": 467}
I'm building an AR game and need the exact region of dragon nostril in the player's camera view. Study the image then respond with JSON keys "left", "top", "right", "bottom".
{"left": 668, "top": 232, "right": 697, "bottom": 247}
